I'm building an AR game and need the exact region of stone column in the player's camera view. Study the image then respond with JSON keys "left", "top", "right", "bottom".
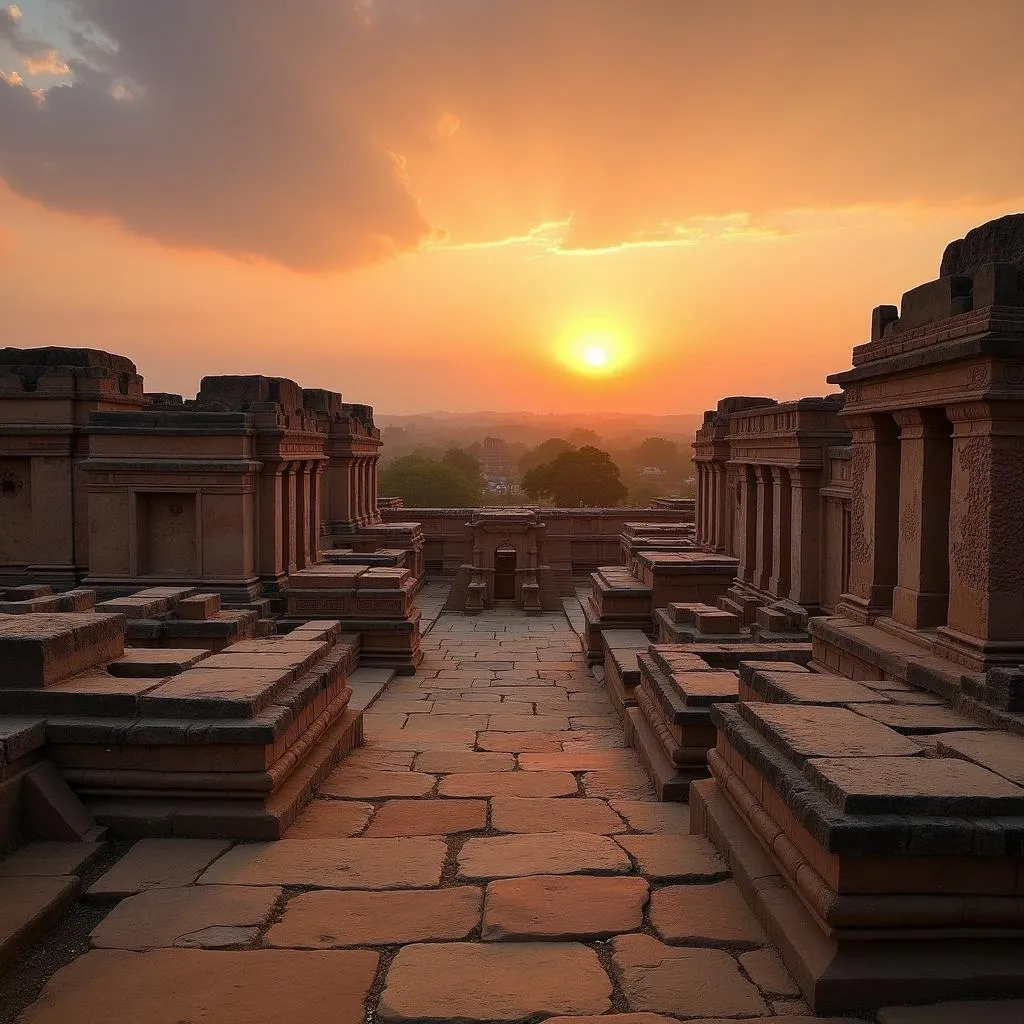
{"left": 738, "top": 465, "right": 758, "bottom": 584}
{"left": 940, "top": 400, "right": 1024, "bottom": 653}
{"left": 295, "top": 461, "right": 313, "bottom": 570}
{"left": 754, "top": 465, "right": 774, "bottom": 592}
{"left": 769, "top": 466, "right": 792, "bottom": 599}
{"left": 257, "top": 466, "right": 285, "bottom": 582}
{"left": 891, "top": 408, "right": 952, "bottom": 630}
{"left": 841, "top": 413, "right": 900, "bottom": 620}
{"left": 788, "top": 467, "right": 823, "bottom": 609}
{"left": 311, "top": 460, "right": 325, "bottom": 562}
{"left": 282, "top": 462, "right": 297, "bottom": 575}
{"left": 325, "top": 451, "right": 353, "bottom": 528}
{"left": 368, "top": 456, "right": 380, "bottom": 523}
{"left": 713, "top": 463, "right": 728, "bottom": 552}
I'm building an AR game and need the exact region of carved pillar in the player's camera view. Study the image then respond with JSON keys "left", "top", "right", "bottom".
{"left": 841, "top": 413, "right": 900, "bottom": 621}
{"left": 295, "top": 460, "right": 313, "bottom": 570}
{"left": 310, "top": 461, "right": 325, "bottom": 563}
{"left": 754, "top": 465, "right": 773, "bottom": 592}
{"left": 891, "top": 408, "right": 953, "bottom": 629}
{"left": 738, "top": 465, "right": 758, "bottom": 584}
{"left": 769, "top": 466, "right": 792, "bottom": 599}
{"left": 713, "top": 463, "right": 728, "bottom": 553}
{"left": 282, "top": 462, "right": 297, "bottom": 575}
{"left": 939, "top": 400, "right": 1024, "bottom": 656}
{"left": 257, "top": 465, "right": 285, "bottom": 583}
{"left": 789, "top": 467, "right": 823, "bottom": 608}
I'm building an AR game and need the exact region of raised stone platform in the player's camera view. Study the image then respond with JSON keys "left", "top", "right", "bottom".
{"left": 0, "top": 614, "right": 364, "bottom": 839}
{"left": 693, "top": 657, "right": 1024, "bottom": 1012}
{"left": 282, "top": 564, "right": 422, "bottom": 674}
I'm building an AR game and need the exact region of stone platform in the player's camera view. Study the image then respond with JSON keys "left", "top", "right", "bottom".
{"left": 694, "top": 657, "right": 1024, "bottom": 1012}
{"left": 0, "top": 613, "right": 363, "bottom": 839}
{"left": 282, "top": 564, "right": 422, "bottom": 674}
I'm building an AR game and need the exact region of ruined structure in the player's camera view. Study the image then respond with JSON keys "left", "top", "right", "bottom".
{"left": 687, "top": 215, "right": 1024, "bottom": 1011}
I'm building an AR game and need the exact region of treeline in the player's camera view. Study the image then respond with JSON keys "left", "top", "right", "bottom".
{"left": 379, "top": 434, "right": 695, "bottom": 508}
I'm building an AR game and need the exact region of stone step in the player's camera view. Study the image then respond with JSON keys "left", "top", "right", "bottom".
{"left": 0, "top": 874, "right": 80, "bottom": 971}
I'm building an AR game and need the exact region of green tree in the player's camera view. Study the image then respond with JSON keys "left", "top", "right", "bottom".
{"left": 379, "top": 454, "right": 481, "bottom": 507}
{"left": 442, "top": 446, "right": 482, "bottom": 487}
{"left": 632, "top": 436, "right": 680, "bottom": 473}
{"left": 518, "top": 437, "right": 574, "bottom": 476}
{"left": 521, "top": 446, "right": 627, "bottom": 507}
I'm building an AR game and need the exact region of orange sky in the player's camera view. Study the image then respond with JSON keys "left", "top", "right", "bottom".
{"left": 2, "top": 1, "right": 1023, "bottom": 415}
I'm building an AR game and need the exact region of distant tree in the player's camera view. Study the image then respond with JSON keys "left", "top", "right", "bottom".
{"left": 379, "top": 454, "right": 481, "bottom": 507}
{"left": 568, "top": 428, "right": 602, "bottom": 448}
{"left": 521, "top": 446, "right": 627, "bottom": 507}
{"left": 442, "top": 447, "right": 482, "bottom": 487}
{"left": 518, "top": 437, "right": 574, "bottom": 476}
{"left": 632, "top": 437, "right": 680, "bottom": 473}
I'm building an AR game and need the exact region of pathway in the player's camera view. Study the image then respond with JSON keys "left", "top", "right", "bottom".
{"left": 9, "top": 607, "right": 863, "bottom": 1023}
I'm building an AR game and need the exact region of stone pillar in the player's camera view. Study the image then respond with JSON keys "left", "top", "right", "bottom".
{"left": 939, "top": 401, "right": 1024, "bottom": 655}
{"left": 841, "top": 413, "right": 900, "bottom": 620}
{"left": 738, "top": 466, "right": 758, "bottom": 584}
{"left": 310, "top": 461, "right": 325, "bottom": 562}
{"left": 713, "top": 463, "right": 728, "bottom": 552}
{"left": 295, "top": 461, "right": 313, "bottom": 570}
{"left": 282, "top": 462, "right": 297, "bottom": 575}
{"left": 789, "top": 467, "right": 824, "bottom": 608}
{"left": 325, "top": 453, "right": 353, "bottom": 528}
{"left": 368, "top": 457, "right": 380, "bottom": 523}
{"left": 769, "top": 466, "right": 792, "bottom": 599}
{"left": 754, "top": 466, "right": 774, "bottom": 592}
{"left": 891, "top": 409, "right": 952, "bottom": 629}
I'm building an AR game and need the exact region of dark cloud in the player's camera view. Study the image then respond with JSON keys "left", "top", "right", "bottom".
{"left": 0, "top": 0, "right": 1022, "bottom": 271}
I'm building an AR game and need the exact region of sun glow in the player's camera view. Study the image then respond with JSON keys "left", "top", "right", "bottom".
{"left": 556, "top": 323, "right": 633, "bottom": 378}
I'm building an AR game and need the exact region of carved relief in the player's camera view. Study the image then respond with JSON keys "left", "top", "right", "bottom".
{"left": 952, "top": 439, "right": 1024, "bottom": 592}
{"left": 899, "top": 487, "right": 921, "bottom": 545}
{"left": 849, "top": 447, "right": 870, "bottom": 564}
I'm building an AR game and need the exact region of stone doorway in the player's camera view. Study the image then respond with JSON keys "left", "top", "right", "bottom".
{"left": 493, "top": 547, "right": 516, "bottom": 601}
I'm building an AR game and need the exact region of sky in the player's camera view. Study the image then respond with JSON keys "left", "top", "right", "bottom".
{"left": 1, "top": 1, "right": 1022, "bottom": 415}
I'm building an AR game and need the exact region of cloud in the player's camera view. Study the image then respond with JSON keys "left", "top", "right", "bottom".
{"left": 0, "top": 1, "right": 1022, "bottom": 272}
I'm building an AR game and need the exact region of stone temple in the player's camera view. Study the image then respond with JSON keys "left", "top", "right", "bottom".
{"left": 4, "top": 217, "right": 1024, "bottom": 1021}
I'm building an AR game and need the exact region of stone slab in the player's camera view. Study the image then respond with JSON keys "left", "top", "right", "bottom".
{"left": 581, "top": 769, "right": 654, "bottom": 799}
{"left": 0, "top": 841, "right": 105, "bottom": 877}
{"left": 608, "top": 800, "right": 691, "bottom": 833}
{"left": 853, "top": 704, "right": 987, "bottom": 735}
{"left": 739, "top": 947, "right": 801, "bottom": 997}
{"left": 490, "top": 797, "right": 626, "bottom": 834}
{"left": 107, "top": 648, "right": 209, "bottom": 677}
{"left": 88, "top": 839, "right": 231, "bottom": 899}
{"left": 378, "top": 941, "right": 612, "bottom": 1022}
{"left": 284, "top": 801, "right": 374, "bottom": 838}
{"left": 365, "top": 799, "right": 487, "bottom": 836}
{"left": 0, "top": 875, "right": 78, "bottom": 969}
{"left": 319, "top": 768, "right": 435, "bottom": 798}
{"left": 16, "top": 948, "right": 378, "bottom": 1024}
{"left": 0, "top": 613, "right": 125, "bottom": 688}
{"left": 804, "top": 755, "right": 1024, "bottom": 814}
{"left": 90, "top": 884, "right": 281, "bottom": 950}
{"left": 518, "top": 750, "right": 641, "bottom": 772}
{"left": 486, "top": 714, "right": 572, "bottom": 733}
{"left": 266, "top": 887, "right": 482, "bottom": 947}
{"left": 198, "top": 838, "right": 446, "bottom": 889}
{"left": 749, "top": 672, "right": 890, "bottom": 705}
{"left": 138, "top": 668, "right": 293, "bottom": 718}
{"left": 413, "top": 750, "right": 515, "bottom": 773}
{"left": 611, "top": 933, "right": 768, "bottom": 1018}
{"left": 438, "top": 771, "right": 578, "bottom": 798}
{"left": 741, "top": 704, "right": 922, "bottom": 761}
{"left": 615, "top": 834, "right": 728, "bottom": 882}
{"left": 483, "top": 874, "right": 648, "bottom": 940}
{"left": 477, "top": 732, "right": 566, "bottom": 752}
{"left": 458, "top": 832, "right": 631, "bottom": 880}
{"left": 649, "top": 880, "right": 767, "bottom": 947}
{"left": 935, "top": 730, "right": 1024, "bottom": 786}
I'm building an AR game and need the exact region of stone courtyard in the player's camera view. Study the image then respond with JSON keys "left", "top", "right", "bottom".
{"left": 2, "top": 602, "right": 1014, "bottom": 1023}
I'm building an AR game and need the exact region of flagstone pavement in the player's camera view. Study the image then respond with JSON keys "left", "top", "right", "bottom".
{"left": 8, "top": 608, "right": 998, "bottom": 1022}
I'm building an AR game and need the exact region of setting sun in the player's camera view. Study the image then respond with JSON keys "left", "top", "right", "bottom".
{"left": 556, "top": 324, "right": 634, "bottom": 378}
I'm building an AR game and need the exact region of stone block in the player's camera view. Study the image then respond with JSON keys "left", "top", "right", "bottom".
{"left": 457, "top": 832, "right": 631, "bottom": 880}
{"left": 852, "top": 703, "right": 987, "bottom": 735}
{"left": 490, "top": 796, "right": 627, "bottom": 835}
{"left": 0, "top": 875, "right": 79, "bottom": 971}
{"left": 614, "top": 834, "right": 727, "bottom": 881}
{"left": 935, "top": 730, "right": 1024, "bottom": 786}
{"left": 804, "top": 755, "right": 1024, "bottom": 815}
{"left": 0, "top": 841, "right": 105, "bottom": 877}
{"left": 649, "top": 880, "right": 767, "bottom": 947}
{"left": 177, "top": 594, "right": 222, "bottom": 620}
{"left": 695, "top": 609, "right": 741, "bottom": 635}
{"left": 743, "top": 671, "right": 889, "bottom": 705}
{"left": 138, "top": 667, "right": 295, "bottom": 719}
{"left": 0, "top": 716, "right": 46, "bottom": 766}
{"left": 95, "top": 595, "right": 169, "bottom": 619}
{"left": 438, "top": 772, "right": 578, "bottom": 798}
{"left": 740, "top": 703, "right": 922, "bottom": 762}
{"left": 107, "top": 648, "right": 209, "bottom": 677}
{"left": 365, "top": 799, "right": 487, "bottom": 837}
{"left": 284, "top": 801, "right": 374, "bottom": 838}
{"left": 0, "top": 613, "right": 125, "bottom": 688}
{"left": 89, "top": 839, "right": 231, "bottom": 898}
{"left": 756, "top": 606, "right": 790, "bottom": 632}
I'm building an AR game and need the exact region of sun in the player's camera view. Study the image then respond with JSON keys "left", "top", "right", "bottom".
{"left": 556, "top": 324, "right": 633, "bottom": 378}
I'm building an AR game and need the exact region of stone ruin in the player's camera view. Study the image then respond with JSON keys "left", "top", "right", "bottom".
{"left": 0, "top": 349, "right": 425, "bottom": 845}
{"left": 586, "top": 213, "right": 1024, "bottom": 1010}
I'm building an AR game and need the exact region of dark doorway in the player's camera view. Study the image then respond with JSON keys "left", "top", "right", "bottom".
{"left": 494, "top": 548, "right": 517, "bottom": 600}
